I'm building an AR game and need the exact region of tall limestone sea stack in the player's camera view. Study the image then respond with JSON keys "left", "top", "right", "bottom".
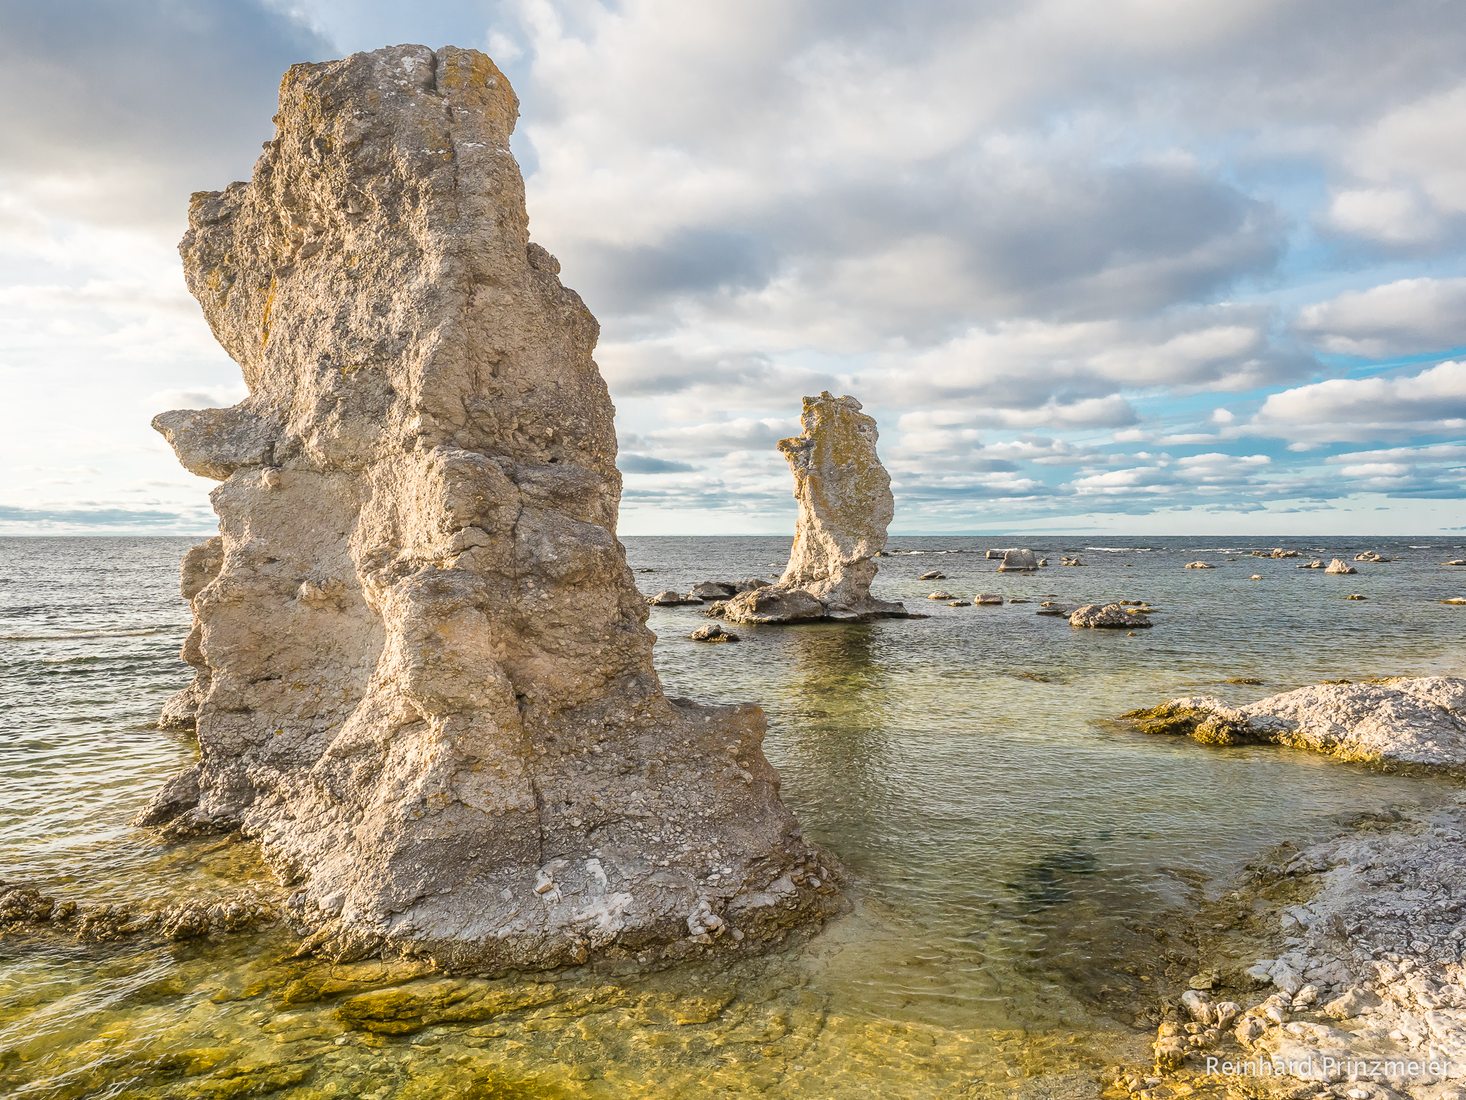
{"left": 143, "top": 45, "right": 841, "bottom": 972}
{"left": 716, "top": 392, "right": 907, "bottom": 624}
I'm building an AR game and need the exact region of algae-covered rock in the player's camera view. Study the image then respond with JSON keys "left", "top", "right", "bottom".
{"left": 335, "top": 979, "right": 560, "bottom": 1035}
{"left": 1124, "top": 676, "right": 1466, "bottom": 766}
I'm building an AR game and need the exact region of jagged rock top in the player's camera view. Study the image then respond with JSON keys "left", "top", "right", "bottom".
{"left": 145, "top": 45, "right": 841, "bottom": 973}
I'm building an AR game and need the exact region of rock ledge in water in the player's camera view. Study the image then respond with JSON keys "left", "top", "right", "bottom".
{"left": 142, "top": 45, "right": 841, "bottom": 974}
{"left": 1125, "top": 676, "right": 1466, "bottom": 768}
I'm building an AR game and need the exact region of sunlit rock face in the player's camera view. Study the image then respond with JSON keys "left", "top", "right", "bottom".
{"left": 144, "top": 45, "right": 841, "bottom": 973}
{"left": 717, "top": 393, "right": 907, "bottom": 624}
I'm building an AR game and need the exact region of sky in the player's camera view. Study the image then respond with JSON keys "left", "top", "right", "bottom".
{"left": 1, "top": 1, "right": 1464, "bottom": 536}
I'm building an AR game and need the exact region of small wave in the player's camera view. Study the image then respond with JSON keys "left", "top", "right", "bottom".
{"left": 1083, "top": 547, "right": 1156, "bottom": 553}
{"left": 0, "top": 627, "right": 177, "bottom": 642}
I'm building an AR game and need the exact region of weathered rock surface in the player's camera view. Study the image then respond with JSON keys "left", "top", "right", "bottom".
{"left": 0, "top": 880, "right": 277, "bottom": 943}
{"left": 715, "top": 392, "right": 906, "bottom": 624}
{"left": 998, "top": 548, "right": 1039, "bottom": 572}
{"left": 648, "top": 589, "right": 700, "bottom": 606}
{"left": 1069, "top": 603, "right": 1153, "bottom": 629}
{"left": 689, "top": 623, "right": 739, "bottom": 643}
{"left": 1125, "top": 677, "right": 1466, "bottom": 768}
{"left": 1325, "top": 558, "right": 1357, "bottom": 574}
{"left": 688, "top": 581, "right": 737, "bottom": 601}
{"left": 143, "top": 45, "right": 841, "bottom": 973}
{"left": 1136, "top": 799, "right": 1466, "bottom": 1097}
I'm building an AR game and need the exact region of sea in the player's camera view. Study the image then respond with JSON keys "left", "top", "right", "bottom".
{"left": 1, "top": 534, "right": 1463, "bottom": 1097}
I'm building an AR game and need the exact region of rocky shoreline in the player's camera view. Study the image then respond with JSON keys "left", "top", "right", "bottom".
{"left": 1114, "top": 796, "right": 1466, "bottom": 1100}
{"left": 1106, "top": 676, "right": 1466, "bottom": 1099}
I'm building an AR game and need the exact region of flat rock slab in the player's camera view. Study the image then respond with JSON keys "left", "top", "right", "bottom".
{"left": 1125, "top": 676, "right": 1466, "bottom": 768}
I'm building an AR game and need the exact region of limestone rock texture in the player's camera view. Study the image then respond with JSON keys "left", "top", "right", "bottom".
{"left": 144, "top": 44, "right": 841, "bottom": 973}
{"left": 1126, "top": 676, "right": 1466, "bottom": 768}
{"left": 715, "top": 392, "right": 906, "bottom": 624}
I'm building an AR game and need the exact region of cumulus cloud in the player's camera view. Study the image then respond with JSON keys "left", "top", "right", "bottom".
{"left": 1253, "top": 360, "right": 1466, "bottom": 444}
{"left": 1295, "top": 277, "right": 1466, "bottom": 357}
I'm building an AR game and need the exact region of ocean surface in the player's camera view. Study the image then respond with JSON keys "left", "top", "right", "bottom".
{"left": 2, "top": 534, "right": 1464, "bottom": 1097}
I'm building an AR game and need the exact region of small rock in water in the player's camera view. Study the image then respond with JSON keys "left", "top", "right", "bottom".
{"left": 690, "top": 623, "right": 739, "bottom": 643}
{"left": 689, "top": 581, "right": 737, "bottom": 601}
{"left": 1325, "top": 558, "right": 1357, "bottom": 575}
{"left": 1345, "top": 593, "right": 1367, "bottom": 600}
{"left": 649, "top": 590, "right": 701, "bottom": 606}
{"left": 973, "top": 593, "right": 1003, "bottom": 605}
{"left": 926, "top": 591, "right": 956, "bottom": 601}
{"left": 918, "top": 570, "right": 945, "bottom": 580}
{"left": 1069, "top": 603, "right": 1153, "bottom": 629}
{"left": 998, "top": 549, "right": 1040, "bottom": 572}
{"left": 1184, "top": 561, "right": 1214, "bottom": 570}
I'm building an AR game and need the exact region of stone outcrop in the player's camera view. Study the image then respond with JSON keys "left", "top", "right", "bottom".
{"left": 714, "top": 393, "right": 906, "bottom": 624}
{"left": 1325, "top": 558, "right": 1357, "bottom": 574}
{"left": 143, "top": 45, "right": 841, "bottom": 973}
{"left": 997, "top": 548, "right": 1039, "bottom": 572}
{"left": 1133, "top": 801, "right": 1466, "bottom": 1097}
{"left": 1069, "top": 603, "right": 1152, "bottom": 629}
{"left": 1124, "top": 676, "right": 1466, "bottom": 768}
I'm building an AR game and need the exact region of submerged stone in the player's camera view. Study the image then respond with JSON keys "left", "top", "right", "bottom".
{"left": 142, "top": 44, "right": 841, "bottom": 974}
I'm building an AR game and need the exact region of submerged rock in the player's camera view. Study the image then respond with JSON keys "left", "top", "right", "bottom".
{"left": 716, "top": 393, "right": 907, "bottom": 624}
{"left": 0, "top": 880, "right": 277, "bottom": 944}
{"left": 1124, "top": 676, "right": 1466, "bottom": 768}
{"left": 142, "top": 45, "right": 841, "bottom": 974}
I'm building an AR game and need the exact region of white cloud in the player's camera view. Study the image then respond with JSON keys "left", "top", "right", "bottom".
{"left": 1295, "top": 277, "right": 1466, "bottom": 357}
{"left": 1253, "top": 360, "right": 1466, "bottom": 444}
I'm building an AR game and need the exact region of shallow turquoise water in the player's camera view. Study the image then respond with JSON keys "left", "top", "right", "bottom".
{"left": 1, "top": 535, "right": 1462, "bottom": 1097}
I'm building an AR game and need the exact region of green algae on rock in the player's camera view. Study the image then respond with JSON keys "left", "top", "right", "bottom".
{"left": 1123, "top": 676, "right": 1466, "bottom": 767}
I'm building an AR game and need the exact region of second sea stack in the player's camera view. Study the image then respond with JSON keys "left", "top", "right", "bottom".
{"left": 716, "top": 392, "right": 907, "bottom": 623}
{"left": 142, "top": 45, "right": 841, "bottom": 973}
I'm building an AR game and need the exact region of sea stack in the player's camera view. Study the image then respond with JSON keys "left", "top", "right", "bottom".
{"left": 715, "top": 392, "right": 906, "bottom": 623}
{"left": 143, "top": 45, "right": 840, "bottom": 972}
